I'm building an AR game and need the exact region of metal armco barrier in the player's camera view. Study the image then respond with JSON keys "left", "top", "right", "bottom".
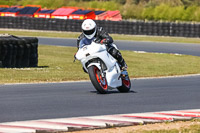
{"left": 0, "top": 17, "right": 200, "bottom": 37}
{"left": 0, "top": 34, "right": 38, "bottom": 68}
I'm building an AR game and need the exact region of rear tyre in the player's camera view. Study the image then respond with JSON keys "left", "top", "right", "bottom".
{"left": 88, "top": 65, "right": 108, "bottom": 94}
{"left": 117, "top": 76, "right": 131, "bottom": 93}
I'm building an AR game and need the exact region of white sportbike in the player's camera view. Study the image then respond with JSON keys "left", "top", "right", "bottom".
{"left": 75, "top": 37, "right": 131, "bottom": 94}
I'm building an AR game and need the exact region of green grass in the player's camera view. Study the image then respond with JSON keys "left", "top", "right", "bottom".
{"left": 1, "top": 45, "right": 200, "bottom": 84}
{"left": 0, "top": 30, "right": 80, "bottom": 39}
{"left": 112, "top": 34, "right": 200, "bottom": 44}
{"left": 1, "top": 29, "right": 200, "bottom": 44}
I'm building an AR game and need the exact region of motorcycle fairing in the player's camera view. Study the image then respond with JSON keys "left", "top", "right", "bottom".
{"left": 76, "top": 40, "right": 122, "bottom": 88}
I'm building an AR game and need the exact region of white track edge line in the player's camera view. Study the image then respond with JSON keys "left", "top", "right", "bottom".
{"left": 2, "top": 73, "right": 200, "bottom": 86}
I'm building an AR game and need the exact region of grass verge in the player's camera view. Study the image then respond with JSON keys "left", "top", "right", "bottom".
{"left": 0, "top": 45, "right": 200, "bottom": 84}
{"left": 1, "top": 29, "right": 200, "bottom": 44}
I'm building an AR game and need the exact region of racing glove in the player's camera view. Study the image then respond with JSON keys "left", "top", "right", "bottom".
{"left": 100, "top": 39, "right": 107, "bottom": 45}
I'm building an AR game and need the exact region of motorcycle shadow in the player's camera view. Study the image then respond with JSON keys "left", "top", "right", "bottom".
{"left": 90, "top": 90, "right": 137, "bottom": 94}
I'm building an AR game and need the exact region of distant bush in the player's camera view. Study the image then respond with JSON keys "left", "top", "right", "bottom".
{"left": 142, "top": 4, "right": 200, "bottom": 22}
{"left": 182, "top": 6, "right": 197, "bottom": 21}
{"left": 142, "top": 7, "right": 155, "bottom": 20}
{"left": 1, "top": 0, "right": 200, "bottom": 22}
{"left": 0, "top": 0, "right": 16, "bottom": 5}
{"left": 192, "top": 7, "right": 200, "bottom": 21}
{"left": 170, "top": 6, "right": 185, "bottom": 21}
{"left": 153, "top": 4, "right": 170, "bottom": 20}
{"left": 62, "top": 0, "right": 122, "bottom": 11}
{"left": 122, "top": 3, "right": 144, "bottom": 19}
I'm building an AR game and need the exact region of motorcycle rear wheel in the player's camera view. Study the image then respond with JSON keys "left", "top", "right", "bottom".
{"left": 117, "top": 76, "right": 131, "bottom": 93}
{"left": 88, "top": 65, "right": 108, "bottom": 94}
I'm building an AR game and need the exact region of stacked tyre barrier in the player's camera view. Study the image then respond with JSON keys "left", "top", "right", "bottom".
{"left": 0, "top": 35, "right": 38, "bottom": 68}
{"left": 0, "top": 17, "right": 200, "bottom": 37}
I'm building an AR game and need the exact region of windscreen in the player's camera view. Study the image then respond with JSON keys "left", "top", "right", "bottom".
{"left": 79, "top": 37, "right": 94, "bottom": 48}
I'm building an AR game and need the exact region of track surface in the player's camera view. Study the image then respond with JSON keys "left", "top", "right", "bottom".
{"left": 1, "top": 76, "right": 200, "bottom": 123}
{"left": 0, "top": 38, "right": 200, "bottom": 123}
{"left": 38, "top": 37, "right": 200, "bottom": 56}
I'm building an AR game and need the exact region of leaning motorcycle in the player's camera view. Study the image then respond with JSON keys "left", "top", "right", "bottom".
{"left": 75, "top": 37, "right": 131, "bottom": 94}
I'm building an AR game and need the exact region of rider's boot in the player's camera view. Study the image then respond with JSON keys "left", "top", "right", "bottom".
{"left": 119, "top": 59, "right": 128, "bottom": 71}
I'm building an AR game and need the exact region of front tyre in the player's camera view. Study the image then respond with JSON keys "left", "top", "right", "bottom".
{"left": 117, "top": 76, "right": 131, "bottom": 93}
{"left": 88, "top": 66, "right": 108, "bottom": 94}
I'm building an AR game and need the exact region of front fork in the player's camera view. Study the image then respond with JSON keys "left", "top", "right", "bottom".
{"left": 87, "top": 59, "right": 106, "bottom": 78}
{"left": 99, "top": 60, "right": 106, "bottom": 78}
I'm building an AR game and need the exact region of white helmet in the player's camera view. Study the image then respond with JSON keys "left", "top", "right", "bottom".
{"left": 81, "top": 19, "right": 96, "bottom": 39}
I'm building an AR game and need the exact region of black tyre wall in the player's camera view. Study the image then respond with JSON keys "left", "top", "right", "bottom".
{"left": 1, "top": 16, "right": 200, "bottom": 38}
{"left": 0, "top": 35, "right": 38, "bottom": 68}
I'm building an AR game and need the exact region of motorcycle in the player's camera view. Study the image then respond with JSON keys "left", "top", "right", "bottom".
{"left": 75, "top": 37, "right": 131, "bottom": 94}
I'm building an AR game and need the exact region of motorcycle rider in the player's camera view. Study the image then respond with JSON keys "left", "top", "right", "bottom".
{"left": 77, "top": 19, "right": 127, "bottom": 71}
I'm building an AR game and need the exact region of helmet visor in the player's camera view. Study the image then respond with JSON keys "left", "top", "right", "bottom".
{"left": 83, "top": 27, "right": 96, "bottom": 35}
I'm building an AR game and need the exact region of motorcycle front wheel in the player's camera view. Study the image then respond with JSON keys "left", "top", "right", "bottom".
{"left": 88, "top": 65, "right": 108, "bottom": 94}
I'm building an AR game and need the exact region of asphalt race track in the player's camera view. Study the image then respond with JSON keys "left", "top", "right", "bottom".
{"left": 38, "top": 37, "right": 200, "bottom": 56}
{"left": 0, "top": 38, "right": 200, "bottom": 123}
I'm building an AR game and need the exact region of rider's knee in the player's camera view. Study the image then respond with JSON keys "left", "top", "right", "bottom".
{"left": 108, "top": 47, "right": 116, "bottom": 57}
